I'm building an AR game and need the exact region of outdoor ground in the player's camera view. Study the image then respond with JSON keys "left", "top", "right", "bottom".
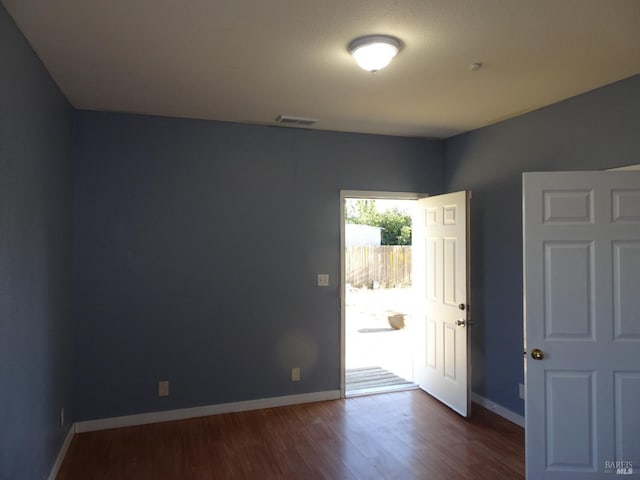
{"left": 345, "top": 286, "right": 414, "bottom": 382}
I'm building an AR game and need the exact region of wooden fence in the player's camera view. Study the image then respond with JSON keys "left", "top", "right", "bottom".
{"left": 345, "top": 246, "right": 412, "bottom": 288}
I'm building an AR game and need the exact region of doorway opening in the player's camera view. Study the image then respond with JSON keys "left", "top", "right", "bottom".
{"left": 341, "top": 192, "right": 420, "bottom": 397}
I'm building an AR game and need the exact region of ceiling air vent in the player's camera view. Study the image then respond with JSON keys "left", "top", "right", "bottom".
{"left": 275, "top": 115, "right": 318, "bottom": 126}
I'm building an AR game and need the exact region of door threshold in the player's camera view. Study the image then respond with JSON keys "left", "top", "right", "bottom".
{"left": 346, "top": 384, "right": 418, "bottom": 398}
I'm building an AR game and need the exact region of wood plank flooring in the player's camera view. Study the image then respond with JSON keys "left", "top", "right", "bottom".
{"left": 57, "top": 390, "right": 524, "bottom": 480}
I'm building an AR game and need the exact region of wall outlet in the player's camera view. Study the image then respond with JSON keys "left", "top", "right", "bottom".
{"left": 291, "top": 367, "right": 301, "bottom": 382}
{"left": 158, "top": 380, "right": 170, "bottom": 397}
{"left": 60, "top": 407, "right": 64, "bottom": 427}
{"left": 519, "top": 383, "right": 525, "bottom": 399}
{"left": 317, "top": 274, "right": 329, "bottom": 287}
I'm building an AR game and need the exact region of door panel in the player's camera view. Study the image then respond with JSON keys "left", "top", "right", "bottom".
{"left": 613, "top": 241, "right": 640, "bottom": 339}
{"left": 614, "top": 373, "right": 640, "bottom": 462}
{"left": 413, "top": 190, "right": 470, "bottom": 417}
{"left": 612, "top": 189, "right": 640, "bottom": 221}
{"left": 443, "top": 237, "right": 457, "bottom": 306}
{"left": 443, "top": 324, "right": 457, "bottom": 379}
{"left": 543, "top": 241, "right": 594, "bottom": 340}
{"left": 545, "top": 370, "right": 595, "bottom": 470}
{"left": 426, "top": 320, "right": 437, "bottom": 368}
{"left": 523, "top": 171, "right": 640, "bottom": 479}
{"left": 427, "top": 238, "right": 438, "bottom": 300}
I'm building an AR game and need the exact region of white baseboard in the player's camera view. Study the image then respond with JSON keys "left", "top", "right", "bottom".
{"left": 471, "top": 392, "right": 525, "bottom": 428}
{"left": 48, "top": 423, "right": 75, "bottom": 480}
{"left": 75, "top": 390, "right": 341, "bottom": 433}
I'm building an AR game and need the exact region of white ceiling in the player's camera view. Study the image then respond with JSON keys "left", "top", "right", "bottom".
{"left": 4, "top": 0, "right": 640, "bottom": 138}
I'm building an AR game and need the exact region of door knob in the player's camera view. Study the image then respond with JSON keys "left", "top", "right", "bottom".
{"left": 531, "top": 349, "right": 544, "bottom": 360}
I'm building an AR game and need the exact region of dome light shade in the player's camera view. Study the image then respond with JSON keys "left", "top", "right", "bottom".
{"left": 349, "top": 35, "right": 401, "bottom": 73}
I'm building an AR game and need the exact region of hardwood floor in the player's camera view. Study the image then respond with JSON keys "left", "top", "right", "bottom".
{"left": 57, "top": 390, "right": 524, "bottom": 480}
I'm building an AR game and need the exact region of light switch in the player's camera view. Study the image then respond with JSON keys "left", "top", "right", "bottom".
{"left": 317, "top": 274, "right": 329, "bottom": 286}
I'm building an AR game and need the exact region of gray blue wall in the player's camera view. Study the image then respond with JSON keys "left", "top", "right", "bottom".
{"left": 0, "top": 5, "right": 74, "bottom": 480}
{"left": 444, "top": 74, "right": 640, "bottom": 415}
{"left": 4, "top": 1, "right": 639, "bottom": 472}
{"left": 73, "top": 111, "right": 443, "bottom": 421}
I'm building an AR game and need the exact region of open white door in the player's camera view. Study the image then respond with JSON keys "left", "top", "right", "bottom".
{"left": 523, "top": 171, "right": 640, "bottom": 479}
{"left": 413, "top": 190, "right": 471, "bottom": 417}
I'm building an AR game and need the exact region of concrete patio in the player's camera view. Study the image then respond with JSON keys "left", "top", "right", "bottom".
{"left": 345, "top": 286, "right": 417, "bottom": 395}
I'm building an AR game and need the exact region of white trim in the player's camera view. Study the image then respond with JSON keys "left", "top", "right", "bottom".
{"left": 607, "top": 164, "right": 640, "bottom": 171}
{"left": 75, "top": 390, "right": 340, "bottom": 433}
{"left": 340, "top": 196, "right": 346, "bottom": 397}
{"left": 340, "top": 190, "right": 428, "bottom": 201}
{"left": 471, "top": 392, "right": 525, "bottom": 428}
{"left": 339, "top": 190, "right": 427, "bottom": 399}
{"left": 48, "top": 424, "right": 75, "bottom": 480}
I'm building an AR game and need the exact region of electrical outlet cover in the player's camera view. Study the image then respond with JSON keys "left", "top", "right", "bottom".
{"left": 158, "top": 380, "right": 170, "bottom": 397}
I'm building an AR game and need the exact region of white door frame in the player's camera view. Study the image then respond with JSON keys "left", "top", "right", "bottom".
{"left": 339, "top": 190, "right": 427, "bottom": 398}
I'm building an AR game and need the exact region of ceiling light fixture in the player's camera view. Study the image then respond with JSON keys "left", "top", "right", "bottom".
{"left": 348, "top": 35, "right": 401, "bottom": 73}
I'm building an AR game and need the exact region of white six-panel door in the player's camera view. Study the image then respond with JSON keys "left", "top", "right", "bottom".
{"left": 413, "top": 191, "right": 470, "bottom": 417}
{"left": 523, "top": 171, "right": 640, "bottom": 479}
